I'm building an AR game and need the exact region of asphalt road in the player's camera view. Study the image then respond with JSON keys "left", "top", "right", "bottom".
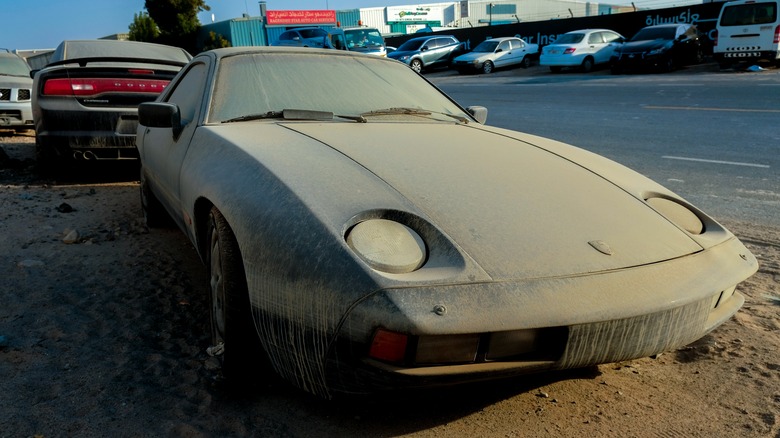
{"left": 428, "top": 63, "right": 780, "bottom": 227}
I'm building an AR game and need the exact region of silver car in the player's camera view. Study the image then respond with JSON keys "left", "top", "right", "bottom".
{"left": 0, "top": 52, "right": 34, "bottom": 131}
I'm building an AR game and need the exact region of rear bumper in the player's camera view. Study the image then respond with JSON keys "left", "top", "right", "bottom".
{"left": 34, "top": 103, "right": 140, "bottom": 160}
{"left": 714, "top": 50, "right": 780, "bottom": 64}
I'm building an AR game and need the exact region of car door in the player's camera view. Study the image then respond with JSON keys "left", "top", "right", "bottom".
{"left": 585, "top": 32, "right": 608, "bottom": 63}
{"left": 141, "top": 60, "right": 210, "bottom": 221}
{"left": 493, "top": 40, "right": 514, "bottom": 67}
{"left": 421, "top": 38, "right": 444, "bottom": 66}
{"left": 597, "top": 31, "right": 624, "bottom": 64}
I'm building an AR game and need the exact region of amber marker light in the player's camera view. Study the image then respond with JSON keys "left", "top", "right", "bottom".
{"left": 368, "top": 328, "right": 408, "bottom": 364}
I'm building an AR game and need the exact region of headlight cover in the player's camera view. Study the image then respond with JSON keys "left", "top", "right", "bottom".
{"left": 346, "top": 219, "right": 427, "bottom": 274}
{"left": 646, "top": 197, "right": 704, "bottom": 235}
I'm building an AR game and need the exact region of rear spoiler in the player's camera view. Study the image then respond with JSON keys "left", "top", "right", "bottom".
{"left": 44, "top": 56, "right": 189, "bottom": 69}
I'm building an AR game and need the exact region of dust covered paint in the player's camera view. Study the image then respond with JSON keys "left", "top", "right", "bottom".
{"left": 136, "top": 47, "right": 757, "bottom": 398}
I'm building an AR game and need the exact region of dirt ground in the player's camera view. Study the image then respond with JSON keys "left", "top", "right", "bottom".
{"left": 1, "top": 131, "right": 778, "bottom": 438}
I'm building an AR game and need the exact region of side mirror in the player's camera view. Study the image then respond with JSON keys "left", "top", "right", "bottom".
{"left": 30, "top": 69, "right": 39, "bottom": 79}
{"left": 138, "top": 102, "right": 183, "bottom": 140}
{"left": 421, "top": 46, "right": 429, "bottom": 52}
{"left": 467, "top": 106, "right": 488, "bottom": 124}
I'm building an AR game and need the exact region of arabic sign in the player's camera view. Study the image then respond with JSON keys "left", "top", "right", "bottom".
{"left": 266, "top": 10, "right": 337, "bottom": 26}
{"left": 387, "top": 6, "right": 445, "bottom": 23}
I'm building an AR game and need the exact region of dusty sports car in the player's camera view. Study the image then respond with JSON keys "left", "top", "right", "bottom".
{"left": 137, "top": 47, "right": 757, "bottom": 399}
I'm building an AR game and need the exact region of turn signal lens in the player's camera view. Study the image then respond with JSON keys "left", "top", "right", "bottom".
{"left": 368, "top": 329, "right": 408, "bottom": 364}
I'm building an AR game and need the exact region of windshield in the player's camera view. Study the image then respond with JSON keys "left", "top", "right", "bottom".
{"left": 209, "top": 52, "right": 468, "bottom": 124}
{"left": 345, "top": 29, "right": 385, "bottom": 49}
{"left": 472, "top": 41, "right": 499, "bottom": 52}
{"left": 0, "top": 56, "right": 31, "bottom": 77}
{"left": 553, "top": 33, "right": 585, "bottom": 45}
{"left": 397, "top": 39, "right": 426, "bottom": 51}
{"left": 631, "top": 27, "right": 676, "bottom": 41}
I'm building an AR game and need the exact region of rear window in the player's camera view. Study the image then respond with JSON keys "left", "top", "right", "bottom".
{"left": 720, "top": 2, "right": 777, "bottom": 26}
{"left": 554, "top": 33, "right": 585, "bottom": 44}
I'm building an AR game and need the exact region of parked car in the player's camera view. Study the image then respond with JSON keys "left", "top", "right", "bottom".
{"left": 713, "top": 0, "right": 780, "bottom": 69}
{"left": 136, "top": 46, "right": 757, "bottom": 399}
{"left": 451, "top": 37, "right": 539, "bottom": 74}
{"left": 343, "top": 26, "right": 387, "bottom": 56}
{"left": 388, "top": 35, "right": 466, "bottom": 72}
{"left": 272, "top": 27, "right": 348, "bottom": 50}
{"left": 610, "top": 24, "right": 704, "bottom": 74}
{"left": 31, "top": 40, "right": 190, "bottom": 166}
{"left": 540, "top": 29, "right": 625, "bottom": 72}
{"left": 0, "top": 51, "right": 34, "bottom": 132}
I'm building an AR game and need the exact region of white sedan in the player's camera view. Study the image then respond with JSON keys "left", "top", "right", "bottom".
{"left": 540, "top": 29, "right": 625, "bottom": 72}
{"left": 451, "top": 37, "right": 539, "bottom": 74}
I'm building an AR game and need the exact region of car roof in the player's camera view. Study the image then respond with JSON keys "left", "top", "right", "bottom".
{"left": 483, "top": 37, "right": 520, "bottom": 41}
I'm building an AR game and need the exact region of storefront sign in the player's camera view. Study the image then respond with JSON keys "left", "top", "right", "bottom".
{"left": 266, "top": 10, "right": 337, "bottom": 26}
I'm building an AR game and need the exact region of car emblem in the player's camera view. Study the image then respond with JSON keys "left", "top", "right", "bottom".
{"left": 588, "top": 240, "right": 613, "bottom": 256}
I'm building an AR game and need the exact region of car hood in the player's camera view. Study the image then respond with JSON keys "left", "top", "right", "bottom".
{"left": 388, "top": 50, "right": 419, "bottom": 59}
{"left": 221, "top": 122, "right": 704, "bottom": 281}
{"left": 454, "top": 52, "right": 492, "bottom": 62}
{"left": 620, "top": 39, "right": 671, "bottom": 53}
{"left": 0, "top": 75, "right": 32, "bottom": 88}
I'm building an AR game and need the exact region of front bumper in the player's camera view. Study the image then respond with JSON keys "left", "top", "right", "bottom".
{"left": 322, "top": 236, "right": 756, "bottom": 396}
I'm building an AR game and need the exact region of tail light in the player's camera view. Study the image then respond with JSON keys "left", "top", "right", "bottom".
{"left": 564, "top": 48, "right": 576, "bottom": 54}
{"left": 42, "top": 78, "right": 170, "bottom": 96}
{"left": 774, "top": 25, "right": 779, "bottom": 44}
{"left": 713, "top": 29, "right": 719, "bottom": 47}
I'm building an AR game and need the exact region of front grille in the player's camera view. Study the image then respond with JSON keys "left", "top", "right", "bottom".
{"left": 0, "top": 88, "right": 31, "bottom": 101}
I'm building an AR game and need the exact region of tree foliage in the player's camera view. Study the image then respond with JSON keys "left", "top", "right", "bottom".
{"left": 128, "top": 12, "right": 160, "bottom": 42}
{"left": 203, "top": 31, "right": 232, "bottom": 51}
{"left": 129, "top": 0, "right": 211, "bottom": 53}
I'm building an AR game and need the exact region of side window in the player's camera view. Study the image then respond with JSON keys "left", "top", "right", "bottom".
{"left": 425, "top": 39, "right": 440, "bottom": 49}
{"left": 603, "top": 32, "right": 621, "bottom": 43}
{"left": 511, "top": 39, "right": 525, "bottom": 49}
{"left": 588, "top": 33, "right": 605, "bottom": 44}
{"left": 164, "top": 63, "right": 208, "bottom": 127}
{"left": 498, "top": 41, "right": 511, "bottom": 51}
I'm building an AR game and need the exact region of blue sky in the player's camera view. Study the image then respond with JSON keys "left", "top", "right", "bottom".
{"left": 2, "top": 0, "right": 415, "bottom": 51}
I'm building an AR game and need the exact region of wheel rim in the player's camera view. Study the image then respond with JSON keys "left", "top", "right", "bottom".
{"left": 209, "top": 220, "right": 226, "bottom": 347}
{"left": 582, "top": 59, "right": 593, "bottom": 72}
{"left": 411, "top": 60, "right": 422, "bottom": 72}
{"left": 483, "top": 61, "right": 493, "bottom": 74}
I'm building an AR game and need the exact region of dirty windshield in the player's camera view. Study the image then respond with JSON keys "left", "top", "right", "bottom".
{"left": 209, "top": 51, "right": 468, "bottom": 123}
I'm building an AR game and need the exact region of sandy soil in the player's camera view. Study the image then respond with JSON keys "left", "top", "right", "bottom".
{"left": 1, "top": 131, "right": 778, "bottom": 437}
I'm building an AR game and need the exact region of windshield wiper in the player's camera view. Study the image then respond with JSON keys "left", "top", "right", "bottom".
{"left": 361, "top": 107, "right": 469, "bottom": 123}
{"left": 223, "top": 109, "right": 365, "bottom": 123}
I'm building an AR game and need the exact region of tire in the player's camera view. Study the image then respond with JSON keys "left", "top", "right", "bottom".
{"left": 207, "top": 207, "right": 268, "bottom": 384}
{"left": 521, "top": 56, "right": 531, "bottom": 68}
{"left": 661, "top": 56, "right": 675, "bottom": 73}
{"left": 550, "top": 66, "right": 562, "bottom": 73}
{"left": 580, "top": 57, "right": 594, "bottom": 73}
{"left": 139, "top": 169, "right": 172, "bottom": 228}
{"left": 482, "top": 60, "right": 494, "bottom": 74}
{"left": 409, "top": 58, "right": 423, "bottom": 73}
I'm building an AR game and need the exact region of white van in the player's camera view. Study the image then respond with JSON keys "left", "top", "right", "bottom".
{"left": 713, "top": 0, "right": 780, "bottom": 68}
